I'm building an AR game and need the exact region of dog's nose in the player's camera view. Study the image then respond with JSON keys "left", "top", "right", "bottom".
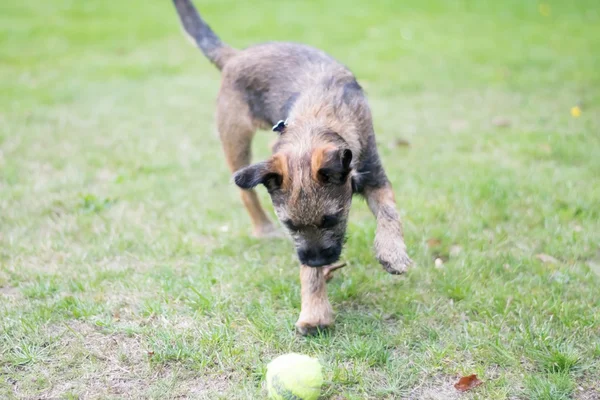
{"left": 298, "top": 246, "right": 340, "bottom": 267}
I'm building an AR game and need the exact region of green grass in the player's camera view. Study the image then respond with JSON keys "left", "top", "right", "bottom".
{"left": 1, "top": 0, "right": 599, "bottom": 398}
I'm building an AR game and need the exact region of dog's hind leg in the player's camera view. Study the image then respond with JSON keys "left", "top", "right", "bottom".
{"left": 216, "top": 90, "right": 278, "bottom": 238}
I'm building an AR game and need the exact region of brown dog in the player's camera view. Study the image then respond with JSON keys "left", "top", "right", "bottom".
{"left": 173, "top": 0, "right": 412, "bottom": 334}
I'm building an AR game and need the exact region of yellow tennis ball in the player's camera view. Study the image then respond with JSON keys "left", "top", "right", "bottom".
{"left": 266, "top": 353, "right": 323, "bottom": 400}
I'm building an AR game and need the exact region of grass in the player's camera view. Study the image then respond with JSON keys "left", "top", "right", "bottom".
{"left": 1, "top": 0, "right": 599, "bottom": 398}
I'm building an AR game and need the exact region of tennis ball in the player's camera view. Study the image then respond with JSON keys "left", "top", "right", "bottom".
{"left": 266, "top": 353, "right": 323, "bottom": 400}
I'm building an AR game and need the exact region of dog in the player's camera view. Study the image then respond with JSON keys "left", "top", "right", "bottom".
{"left": 173, "top": 0, "right": 412, "bottom": 334}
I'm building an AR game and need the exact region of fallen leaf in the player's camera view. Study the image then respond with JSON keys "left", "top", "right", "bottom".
{"left": 536, "top": 253, "right": 559, "bottom": 264}
{"left": 454, "top": 374, "right": 483, "bottom": 392}
{"left": 394, "top": 138, "right": 411, "bottom": 147}
{"left": 427, "top": 238, "right": 441, "bottom": 248}
{"left": 492, "top": 116, "right": 511, "bottom": 128}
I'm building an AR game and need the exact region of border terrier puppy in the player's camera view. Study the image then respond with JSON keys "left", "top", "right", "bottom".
{"left": 173, "top": 0, "right": 412, "bottom": 334}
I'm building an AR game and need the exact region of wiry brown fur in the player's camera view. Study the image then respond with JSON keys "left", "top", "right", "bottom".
{"left": 173, "top": 0, "right": 412, "bottom": 334}
{"left": 296, "top": 265, "right": 333, "bottom": 336}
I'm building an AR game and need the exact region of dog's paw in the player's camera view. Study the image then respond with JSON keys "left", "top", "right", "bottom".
{"left": 295, "top": 300, "right": 334, "bottom": 336}
{"left": 377, "top": 251, "right": 412, "bottom": 275}
{"left": 295, "top": 321, "right": 332, "bottom": 336}
{"left": 295, "top": 314, "right": 333, "bottom": 336}
{"left": 375, "top": 234, "right": 412, "bottom": 274}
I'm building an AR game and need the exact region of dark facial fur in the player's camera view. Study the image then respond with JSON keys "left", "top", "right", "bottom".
{"left": 235, "top": 124, "right": 353, "bottom": 266}
{"left": 272, "top": 160, "right": 352, "bottom": 267}
{"left": 275, "top": 185, "right": 351, "bottom": 267}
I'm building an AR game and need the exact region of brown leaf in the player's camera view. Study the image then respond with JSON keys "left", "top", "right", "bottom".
{"left": 454, "top": 374, "right": 483, "bottom": 392}
{"left": 427, "top": 238, "right": 441, "bottom": 248}
{"left": 394, "top": 138, "right": 411, "bottom": 147}
{"left": 536, "top": 253, "right": 559, "bottom": 264}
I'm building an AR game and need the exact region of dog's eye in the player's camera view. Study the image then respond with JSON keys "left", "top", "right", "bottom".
{"left": 283, "top": 220, "right": 299, "bottom": 232}
{"left": 321, "top": 214, "right": 339, "bottom": 229}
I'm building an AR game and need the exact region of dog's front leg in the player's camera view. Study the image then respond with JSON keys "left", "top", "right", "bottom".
{"left": 295, "top": 265, "right": 333, "bottom": 335}
{"left": 364, "top": 184, "right": 412, "bottom": 274}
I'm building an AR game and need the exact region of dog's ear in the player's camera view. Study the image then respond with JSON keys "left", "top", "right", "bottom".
{"left": 312, "top": 146, "right": 352, "bottom": 185}
{"left": 233, "top": 154, "right": 287, "bottom": 192}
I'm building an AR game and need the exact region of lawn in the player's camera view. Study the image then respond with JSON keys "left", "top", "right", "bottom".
{"left": 1, "top": 0, "right": 599, "bottom": 398}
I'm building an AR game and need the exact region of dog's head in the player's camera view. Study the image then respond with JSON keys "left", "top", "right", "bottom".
{"left": 234, "top": 130, "right": 353, "bottom": 267}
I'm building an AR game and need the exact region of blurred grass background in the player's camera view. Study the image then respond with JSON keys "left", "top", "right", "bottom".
{"left": 1, "top": 0, "right": 599, "bottom": 399}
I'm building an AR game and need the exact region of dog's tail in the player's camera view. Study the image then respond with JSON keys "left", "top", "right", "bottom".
{"left": 172, "top": 0, "right": 237, "bottom": 70}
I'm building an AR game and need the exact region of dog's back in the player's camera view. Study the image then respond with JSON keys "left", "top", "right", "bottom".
{"left": 173, "top": 0, "right": 367, "bottom": 133}
{"left": 223, "top": 42, "right": 366, "bottom": 132}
